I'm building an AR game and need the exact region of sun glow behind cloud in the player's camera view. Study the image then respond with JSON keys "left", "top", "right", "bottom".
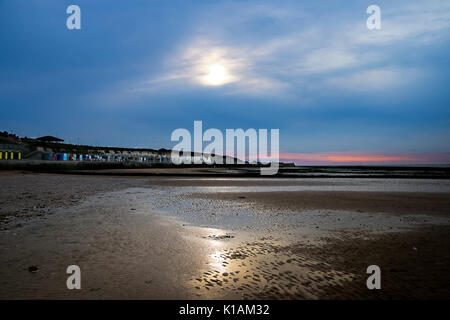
{"left": 159, "top": 43, "right": 242, "bottom": 89}
{"left": 155, "top": 40, "right": 289, "bottom": 95}
{"left": 203, "top": 64, "right": 230, "bottom": 86}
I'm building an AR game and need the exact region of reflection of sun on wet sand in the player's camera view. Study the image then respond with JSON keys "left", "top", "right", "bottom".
{"left": 189, "top": 236, "right": 357, "bottom": 299}
{"left": 0, "top": 172, "right": 449, "bottom": 299}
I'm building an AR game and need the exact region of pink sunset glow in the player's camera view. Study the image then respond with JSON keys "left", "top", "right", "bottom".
{"left": 277, "top": 152, "right": 450, "bottom": 165}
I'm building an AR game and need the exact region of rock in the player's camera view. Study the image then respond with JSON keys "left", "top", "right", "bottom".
{"left": 28, "top": 265, "right": 39, "bottom": 273}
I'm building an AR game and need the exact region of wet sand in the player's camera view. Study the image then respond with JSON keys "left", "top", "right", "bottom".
{"left": 190, "top": 190, "right": 450, "bottom": 217}
{"left": 0, "top": 172, "right": 449, "bottom": 299}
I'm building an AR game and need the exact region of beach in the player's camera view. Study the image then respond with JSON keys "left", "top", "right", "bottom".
{"left": 0, "top": 171, "right": 449, "bottom": 299}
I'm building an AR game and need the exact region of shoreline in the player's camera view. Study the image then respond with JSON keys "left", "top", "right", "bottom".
{"left": 2, "top": 164, "right": 450, "bottom": 179}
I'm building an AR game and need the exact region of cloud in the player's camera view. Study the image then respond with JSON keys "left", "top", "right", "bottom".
{"left": 116, "top": 0, "right": 449, "bottom": 99}
{"left": 353, "top": 1, "right": 450, "bottom": 45}
{"left": 326, "top": 68, "right": 418, "bottom": 92}
{"left": 128, "top": 39, "right": 290, "bottom": 96}
{"left": 296, "top": 48, "right": 358, "bottom": 73}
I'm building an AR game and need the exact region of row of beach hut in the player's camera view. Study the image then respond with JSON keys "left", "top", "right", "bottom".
{"left": 40, "top": 152, "right": 171, "bottom": 163}
{"left": 0, "top": 151, "right": 22, "bottom": 160}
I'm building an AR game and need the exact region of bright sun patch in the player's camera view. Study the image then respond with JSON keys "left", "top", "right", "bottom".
{"left": 203, "top": 64, "right": 229, "bottom": 86}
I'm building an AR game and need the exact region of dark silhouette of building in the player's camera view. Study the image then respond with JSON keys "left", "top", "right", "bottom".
{"left": 36, "top": 136, "right": 64, "bottom": 143}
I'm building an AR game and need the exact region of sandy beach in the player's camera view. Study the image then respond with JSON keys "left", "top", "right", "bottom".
{"left": 0, "top": 171, "right": 449, "bottom": 299}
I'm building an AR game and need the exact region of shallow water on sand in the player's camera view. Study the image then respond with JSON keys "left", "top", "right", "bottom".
{"left": 161, "top": 177, "right": 450, "bottom": 193}
{"left": 119, "top": 183, "right": 450, "bottom": 235}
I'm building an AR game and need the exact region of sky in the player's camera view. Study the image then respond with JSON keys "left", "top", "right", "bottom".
{"left": 1, "top": 0, "right": 449, "bottom": 164}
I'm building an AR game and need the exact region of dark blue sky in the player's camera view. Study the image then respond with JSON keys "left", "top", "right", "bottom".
{"left": 1, "top": 0, "right": 449, "bottom": 163}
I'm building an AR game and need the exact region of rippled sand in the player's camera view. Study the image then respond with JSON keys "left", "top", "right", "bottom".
{"left": 0, "top": 173, "right": 449, "bottom": 299}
